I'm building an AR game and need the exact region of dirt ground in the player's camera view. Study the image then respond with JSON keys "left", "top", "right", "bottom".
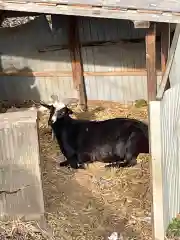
{"left": 38, "top": 102, "right": 152, "bottom": 240}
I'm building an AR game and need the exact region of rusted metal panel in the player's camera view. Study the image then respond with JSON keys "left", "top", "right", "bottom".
{"left": 0, "top": 109, "right": 44, "bottom": 220}
{"left": 146, "top": 23, "right": 157, "bottom": 101}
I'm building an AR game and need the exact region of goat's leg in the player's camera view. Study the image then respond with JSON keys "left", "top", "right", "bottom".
{"left": 112, "top": 132, "right": 139, "bottom": 168}
{"left": 59, "top": 160, "right": 69, "bottom": 167}
{"left": 76, "top": 153, "right": 87, "bottom": 170}
{"left": 105, "top": 157, "right": 124, "bottom": 168}
{"left": 68, "top": 155, "right": 80, "bottom": 169}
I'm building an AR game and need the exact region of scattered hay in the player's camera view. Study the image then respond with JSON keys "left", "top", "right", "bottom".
{"left": 0, "top": 101, "right": 151, "bottom": 240}
{"left": 0, "top": 220, "right": 54, "bottom": 240}
{"left": 39, "top": 101, "right": 151, "bottom": 240}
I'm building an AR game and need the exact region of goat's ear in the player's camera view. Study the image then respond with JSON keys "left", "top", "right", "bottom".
{"left": 39, "top": 101, "right": 52, "bottom": 110}
{"left": 65, "top": 107, "right": 73, "bottom": 115}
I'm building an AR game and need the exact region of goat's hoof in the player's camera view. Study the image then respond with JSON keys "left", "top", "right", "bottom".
{"left": 78, "top": 163, "right": 86, "bottom": 169}
{"left": 105, "top": 163, "right": 116, "bottom": 168}
{"left": 60, "top": 161, "right": 69, "bottom": 167}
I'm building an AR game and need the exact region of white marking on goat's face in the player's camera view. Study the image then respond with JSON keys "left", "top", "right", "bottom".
{"left": 51, "top": 101, "right": 65, "bottom": 123}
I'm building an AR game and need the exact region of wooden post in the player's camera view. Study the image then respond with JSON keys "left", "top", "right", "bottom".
{"left": 149, "top": 101, "right": 165, "bottom": 240}
{"left": 146, "top": 22, "right": 157, "bottom": 101}
{"left": 69, "top": 16, "right": 87, "bottom": 111}
{"left": 161, "top": 23, "right": 170, "bottom": 90}
{"left": 161, "top": 23, "right": 170, "bottom": 74}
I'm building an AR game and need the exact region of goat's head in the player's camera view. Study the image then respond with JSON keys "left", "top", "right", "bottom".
{"left": 39, "top": 95, "right": 78, "bottom": 125}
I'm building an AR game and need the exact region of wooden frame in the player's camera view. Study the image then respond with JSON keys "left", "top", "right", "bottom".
{"left": 149, "top": 101, "right": 165, "bottom": 240}
{"left": 0, "top": 70, "right": 162, "bottom": 77}
{"left": 161, "top": 23, "right": 170, "bottom": 91}
{"left": 146, "top": 22, "right": 157, "bottom": 101}
{"left": 161, "top": 23, "right": 170, "bottom": 74}
{"left": 157, "top": 24, "right": 180, "bottom": 100}
{"left": 68, "top": 16, "right": 87, "bottom": 111}
{"left": 1, "top": 2, "right": 180, "bottom": 24}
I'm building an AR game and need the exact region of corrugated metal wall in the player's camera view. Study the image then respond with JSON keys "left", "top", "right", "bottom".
{"left": 0, "top": 14, "right": 162, "bottom": 103}
{"left": 78, "top": 17, "right": 147, "bottom": 42}
{"left": 0, "top": 15, "right": 77, "bottom": 102}
{"left": 150, "top": 83, "right": 180, "bottom": 239}
{"left": 85, "top": 75, "right": 162, "bottom": 102}
{"left": 161, "top": 84, "right": 180, "bottom": 230}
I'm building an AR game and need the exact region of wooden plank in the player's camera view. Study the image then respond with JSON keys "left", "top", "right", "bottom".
{"left": 68, "top": 16, "right": 87, "bottom": 111}
{"left": 38, "top": 39, "right": 149, "bottom": 53}
{"left": 156, "top": 24, "right": 180, "bottom": 100}
{"left": 102, "top": 0, "right": 180, "bottom": 13}
{"left": 149, "top": 101, "right": 165, "bottom": 240}
{"left": 1, "top": 2, "right": 180, "bottom": 24}
{"left": 0, "top": 70, "right": 162, "bottom": 77}
{"left": 0, "top": 109, "right": 44, "bottom": 220}
{"left": 161, "top": 23, "right": 170, "bottom": 74}
{"left": 1, "top": 10, "right": 41, "bottom": 17}
{"left": 1, "top": 0, "right": 180, "bottom": 13}
{"left": 161, "top": 23, "right": 170, "bottom": 91}
{"left": 146, "top": 22, "right": 157, "bottom": 101}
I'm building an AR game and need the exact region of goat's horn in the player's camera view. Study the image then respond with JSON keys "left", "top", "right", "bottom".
{"left": 62, "top": 98, "right": 79, "bottom": 105}
{"left": 51, "top": 94, "right": 59, "bottom": 102}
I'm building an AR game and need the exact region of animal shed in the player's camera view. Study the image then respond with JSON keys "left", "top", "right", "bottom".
{"left": 0, "top": 13, "right": 173, "bottom": 104}
{"left": 0, "top": 1, "right": 178, "bottom": 240}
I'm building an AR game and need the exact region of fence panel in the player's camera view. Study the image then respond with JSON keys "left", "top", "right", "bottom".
{"left": 0, "top": 109, "right": 44, "bottom": 220}
{"left": 150, "top": 83, "right": 180, "bottom": 240}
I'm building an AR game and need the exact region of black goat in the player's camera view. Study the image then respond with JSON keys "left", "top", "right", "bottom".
{"left": 40, "top": 101, "right": 149, "bottom": 169}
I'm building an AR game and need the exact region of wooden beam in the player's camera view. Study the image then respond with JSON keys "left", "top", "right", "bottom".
{"left": 161, "top": 23, "right": 170, "bottom": 91}
{"left": 1, "top": 10, "right": 41, "bottom": 18}
{"left": 146, "top": 22, "right": 157, "bottom": 101}
{"left": 38, "top": 37, "right": 162, "bottom": 53}
{"left": 68, "top": 16, "right": 87, "bottom": 111}
{"left": 161, "top": 23, "right": 170, "bottom": 74}
{"left": 149, "top": 101, "right": 165, "bottom": 240}
{"left": 0, "top": 70, "right": 162, "bottom": 77}
{"left": 2, "top": 3, "right": 180, "bottom": 24}
{"left": 156, "top": 24, "right": 180, "bottom": 100}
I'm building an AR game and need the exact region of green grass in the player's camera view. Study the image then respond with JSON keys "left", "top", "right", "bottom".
{"left": 167, "top": 217, "right": 180, "bottom": 238}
